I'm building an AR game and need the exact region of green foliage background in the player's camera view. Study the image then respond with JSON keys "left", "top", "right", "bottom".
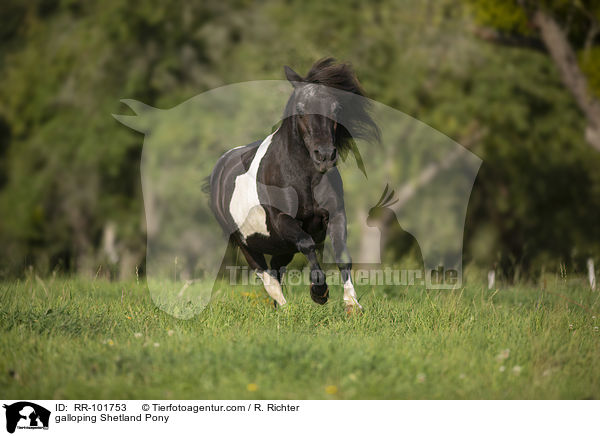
{"left": 0, "top": 0, "right": 599, "bottom": 280}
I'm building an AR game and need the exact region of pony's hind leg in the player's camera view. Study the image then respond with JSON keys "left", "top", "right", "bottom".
{"left": 270, "top": 253, "right": 294, "bottom": 283}
{"left": 256, "top": 271, "right": 287, "bottom": 308}
{"left": 269, "top": 253, "right": 294, "bottom": 308}
{"left": 238, "top": 244, "right": 287, "bottom": 307}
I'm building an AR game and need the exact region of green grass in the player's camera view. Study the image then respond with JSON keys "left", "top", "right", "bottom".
{"left": 0, "top": 275, "right": 598, "bottom": 399}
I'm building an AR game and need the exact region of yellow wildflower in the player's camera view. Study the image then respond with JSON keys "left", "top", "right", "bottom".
{"left": 325, "top": 385, "right": 338, "bottom": 395}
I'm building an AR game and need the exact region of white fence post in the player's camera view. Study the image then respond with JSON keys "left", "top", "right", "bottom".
{"left": 588, "top": 258, "right": 596, "bottom": 291}
{"left": 488, "top": 269, "right": 496, "bottom": 290}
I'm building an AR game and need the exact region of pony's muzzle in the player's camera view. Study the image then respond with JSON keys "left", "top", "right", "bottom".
{"left": 312, "top": 146, "right": 338, "bottom": 172}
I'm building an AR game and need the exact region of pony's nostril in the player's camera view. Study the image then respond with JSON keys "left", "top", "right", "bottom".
{"left": 313, "top": 148, "right": 337, "bottom": 163}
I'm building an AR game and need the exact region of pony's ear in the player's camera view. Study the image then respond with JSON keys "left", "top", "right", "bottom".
{"left": 284, "top": 66, "right": 303, "bottom": 87}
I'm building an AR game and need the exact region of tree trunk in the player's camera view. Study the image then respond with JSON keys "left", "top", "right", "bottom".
{"left": 532, "top": 9, "right": 600, "bottom": 152}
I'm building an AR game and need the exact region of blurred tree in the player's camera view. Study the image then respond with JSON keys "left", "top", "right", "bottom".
{"left": 0, "top": 0, "right": 598, "bottom": 281}
{"left": 466, "top": 0, "right": 600, "bottom": 151}
{"left": 0, "top": 0, "right": 244, "bottom": 276}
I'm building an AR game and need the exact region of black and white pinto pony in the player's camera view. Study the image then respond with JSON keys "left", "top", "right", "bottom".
{"left": 207, "top": 58, "right": 379, "bottom": 312}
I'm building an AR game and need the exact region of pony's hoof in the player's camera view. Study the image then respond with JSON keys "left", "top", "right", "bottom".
{"left": 345, "top": 304, "right": 363, "bottom": 315}
{"left": 273, "top": 300, "right": 287, "bottom": 310}
{"left": 310, "top": 283, "right": 329, "bottom": 305}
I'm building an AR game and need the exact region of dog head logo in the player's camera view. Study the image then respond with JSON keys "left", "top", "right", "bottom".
{"left": 3, "top": 402, "right": 50, "bottom": 434}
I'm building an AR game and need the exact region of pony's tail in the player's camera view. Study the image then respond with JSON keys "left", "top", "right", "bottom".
{"left": 201, "top": 176, "right": 211, "bottom": 195}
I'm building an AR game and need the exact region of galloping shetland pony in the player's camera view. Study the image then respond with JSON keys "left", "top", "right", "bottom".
{"left": 207, "top": 58, "right": 379, "bottom": 312}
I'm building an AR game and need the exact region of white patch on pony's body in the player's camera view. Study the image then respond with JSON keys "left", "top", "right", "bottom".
{"left": 343, "top": 278, "right": 362, "bottom": 309}
{"left": 229, "top": 133, "right": 274, "bottom": 241}
{"left": 256, "top": 271, "right": 286, "bottom": 306}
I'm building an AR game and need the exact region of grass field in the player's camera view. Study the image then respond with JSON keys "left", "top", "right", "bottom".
{"left": 0, "top": 275, "right": 598, "bottom": 399}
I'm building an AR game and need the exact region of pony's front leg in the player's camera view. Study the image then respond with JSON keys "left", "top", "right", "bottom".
{"left": 300, "top": 238, "right": 329, "bottom": 305}
{"left": 272, "top": 214, "right": 329, "bottom": 304}
{"left": 328, "top": 212, "right": 363, "bottom": 313}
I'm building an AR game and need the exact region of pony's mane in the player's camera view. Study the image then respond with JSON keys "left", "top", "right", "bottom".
{"left": 282, "top": 58, "right": 380, "bottom": 164}
{"left": 304, "top": 57, "right": 366, "bottom": 96}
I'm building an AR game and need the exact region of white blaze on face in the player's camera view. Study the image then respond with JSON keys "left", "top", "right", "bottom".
{"left": 229, "top": 133, "right": 274, "bottom": 241}
{"left": 343, "top": 278, "right": 362, "bottom": 309}
{"left": 256, "top": 271, "right": 286, "bottom": 306}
